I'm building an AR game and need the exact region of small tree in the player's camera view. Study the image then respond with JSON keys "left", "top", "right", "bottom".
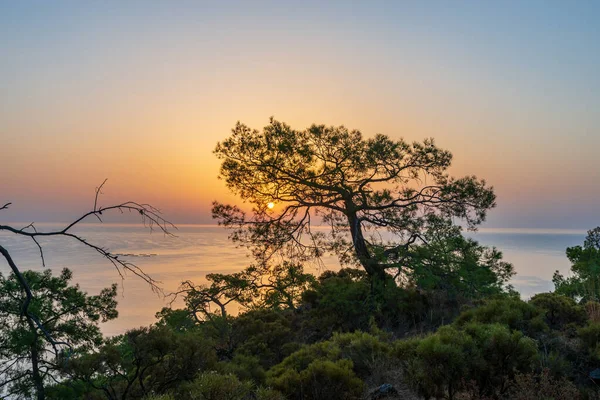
{"left": 61, "top": 326, "right": 217, "bottom": 400}
{"left": 0, "top": 268, "right": 117, "bottom": 399}
{"left": 176, "top": 262, "right": 315, "bottom": 323}
{"left": 397, "top": 217, "right": 514, "bottom": 299}
{"left": 213, "top": 119, "right": 496, "bottom": 281}
{"left": 0, "top": 181, "right": 174, "bottom": 399}
{"left": 553, "top": 227, "right": 600, "bottom": 302}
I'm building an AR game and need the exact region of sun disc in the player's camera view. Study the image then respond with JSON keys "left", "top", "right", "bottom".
{"left": 267, "top": 202, "right": 275, "bottom": 209}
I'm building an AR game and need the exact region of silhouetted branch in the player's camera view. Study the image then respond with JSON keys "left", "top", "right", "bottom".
{"left": 0, "top": 196, "right": 175, "bottom": 292}
{"left": 0, "top": 181, "right": 175, "bottom": 369}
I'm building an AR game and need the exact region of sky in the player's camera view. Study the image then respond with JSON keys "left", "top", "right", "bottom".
{"left": 1, "top": 1, "right": 599, "bottom": 229}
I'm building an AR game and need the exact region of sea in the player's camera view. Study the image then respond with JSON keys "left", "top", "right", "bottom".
{"left": 0, "top": 224, "right": 586, "bottom": 337}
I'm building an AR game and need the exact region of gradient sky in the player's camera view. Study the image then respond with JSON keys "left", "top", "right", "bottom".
{"left": 1, "top": 1, "right": 599, "bottom": 228}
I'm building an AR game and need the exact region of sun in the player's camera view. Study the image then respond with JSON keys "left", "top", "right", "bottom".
{"left": 267, "top": 202, "right": 275, "bottom": 209}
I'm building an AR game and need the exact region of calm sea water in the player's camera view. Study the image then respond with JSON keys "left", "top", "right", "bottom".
{"left": 0, "top": 224, "right": 585, "bottom": 336}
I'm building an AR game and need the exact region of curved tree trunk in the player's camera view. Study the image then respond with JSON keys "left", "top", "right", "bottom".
{"left": 347, "top": 212, "right": 386, "bottom": 281}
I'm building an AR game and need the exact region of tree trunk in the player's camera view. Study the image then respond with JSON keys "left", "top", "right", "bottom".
{"left": 347, "top": 212, "right": 386, "bottom": 281}
{"left": 27, "top": 320, "right": 45, "bottom": 400}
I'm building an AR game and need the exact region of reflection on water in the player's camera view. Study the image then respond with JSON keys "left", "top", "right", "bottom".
{"left": 0, "top": 224, "right": 585, "bottom": 336}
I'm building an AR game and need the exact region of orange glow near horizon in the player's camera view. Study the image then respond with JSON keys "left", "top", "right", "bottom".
{"left": 2, "top": 2, "right": 600, "bottom": 228}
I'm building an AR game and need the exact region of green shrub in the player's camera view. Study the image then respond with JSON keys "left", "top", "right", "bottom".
{"left": 301, "top": 270, "right": 373, "bottom": 336}
{"left": 578, "top": 322, "right": 600, "bottom": 360}
{"left": 454, "top": 297, "right": 547, "bottom": 336}
{"left": 231, "top": 309, "right": 297, "bottom": 369}
{"left": 218, "top": 353, "right": 266, "bottom": 384}
{"left": 395, "top": 323, "right": 538, "bottom": 399}
{"left": 395, "top": 325, "right": 473, "bottom": 399}
{"left": 265, "top": 331, "right": 392, "bottom": 399}
{"left": 530, "top": 292, "right": 587, "bottom": 330}
{"left": 267, "top": 359, "right": 364, "bottom": 400}
{"left": 463, "top": 322, "right": 538, "bottom": 395}
{"left": 176, "top": 372, "right": 253, "bottom": 400}
{"left": 330, "top": 331, "right": 391, "bottom": 378}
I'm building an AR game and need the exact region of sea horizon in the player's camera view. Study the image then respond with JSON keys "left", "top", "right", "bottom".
{"left": 0, "top": 223, "right": 584, "bottom": 336}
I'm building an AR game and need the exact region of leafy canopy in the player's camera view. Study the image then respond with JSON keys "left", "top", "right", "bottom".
{"left": 0, "top": 268, "right": 117, "bottom": 399}
{"left": 213, "top": 119, "right": 496, "bottom": 279}
{"left": 554, "top": 227, "right": 600, "bottom": 302}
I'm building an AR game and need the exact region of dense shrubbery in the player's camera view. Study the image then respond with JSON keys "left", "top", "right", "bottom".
{"left": 6, "top": 229, "right": 600, "bottom": 399}
{"left": 395, "top": 323, "right": 538, "bottom": 399}
{"left": 41, "top": 271, "right": 600, "bottom": 399}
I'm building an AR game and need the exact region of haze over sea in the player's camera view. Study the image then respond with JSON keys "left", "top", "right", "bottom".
{"left": 0, "top": 224, "right": 585, "bottom": 336}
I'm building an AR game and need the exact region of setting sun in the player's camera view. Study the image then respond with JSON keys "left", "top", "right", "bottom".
{"left": 2, "top": 3, "right": 600, "bottom": 397}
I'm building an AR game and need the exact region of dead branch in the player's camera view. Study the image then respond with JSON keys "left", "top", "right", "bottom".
{"left": 0, "top": 181, "right": 175, "bottom": 365}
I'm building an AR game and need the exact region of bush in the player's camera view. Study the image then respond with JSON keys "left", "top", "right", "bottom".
{"left": 331, "top": 331, "right": 391, "bottom": 378}
{"left": 265, "top": 331, "right": 391, "bottom": 399}
{"left": 462, "top": 322, "right": 538, "bottom": 396}
{"left": 218, "top": 353, "right": 266, "bottom": 384}
{"left": 530, "top": 292, "right": 587, "bottom": 330}
{"left": 267, "top": 359, "right": 364, "bottom": 400}
{"left": 578, "top": 322, "right": 600, "bottom": 357}
{"left": 300, "top": 270, "right": 373, "bottom": 337}
{"left": 394, "top": 325, "right": 473, "bottom": 399}
{"left": 394, "top": 323, "right": 538, "bottom": 399}
{"left": 454, "top": 297, "right": 547, "bottom": 337}
{"left": 176, "top": 372, "right": 253, "bottom": 400}
{"left": 231, "top": 308, "right": 297, "bottom": 369}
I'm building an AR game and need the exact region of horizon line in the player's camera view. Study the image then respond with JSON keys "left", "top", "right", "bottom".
{"left": 0, "top": 222, "right": 589, "bottom": 235}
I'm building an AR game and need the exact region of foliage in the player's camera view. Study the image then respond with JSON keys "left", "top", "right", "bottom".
{"left": 268, "top": 358, "right": 364, "bottom": 400}
{"left": 300, "top": 268, "right": 373, "bottom": 336}
{"left": 529, "top": 292, "right": 588, "bottom": 331}
{"left": 213, "top": 118, "right": 496, "bottom": 280}
{"left": 395, "top": 323, "right": 538, "bottom": 399}
{"left": 578, "top": 322, "right": 600, "bottom": 355}
{"left": 155, "top": 307, "right": 198, "bottom": 332}
{"left": 397, "top": 218, "right": 514, "bottom": 299}
{"left": 454, "top": 296, "right": 547, "bottom": 337}
{"left": 63, "top": 326, "right": 217, "bottom": 399}
{"left": 266, "top": 331, "right": 390, "bottom": 399}
{"left": 229, "top": 308, "right": 297, "bottom": 370}
{"left": 0, "top": 268, "right": 117, "bottom": 399}
{"left": 255, "top": 387, "right": 286, "bottom": 400}
{"left": 172, "top": 371, "right": 284, "bottom": 400}
{"left": 554, "top": 227, "right": 600, "bottom": 302}
{"left": 394, "top": 326, "right": 472, "bottom": 399}
{"left": 175, "top": 372, "right": 253, "bottom": 400}
{"left": 179, "top": 262, "right": 314, "bottom": 323}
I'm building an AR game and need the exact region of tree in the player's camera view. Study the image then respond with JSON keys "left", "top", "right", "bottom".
{"left": 212, "top": 119, "right": 496, "bottom": 281}
{"left": 0, "top": 268, "right": 117, "bottom": 399}
{"left": 173, "top": 262, "right": 315, "bottom": 325}
{"left": 169, "top": 262, "right": 315, "bottom": 359}
{"left": 0, "top": 181, "right": 174, "bottom": 399}
{"left": 60, "top": 326, "right": 217, "bottom": 400}
{"left": 397, "top": 217, "right": 514, "bottom": 299}
{"left": 553, "top": 227, "right": 600, "bottom": 302}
